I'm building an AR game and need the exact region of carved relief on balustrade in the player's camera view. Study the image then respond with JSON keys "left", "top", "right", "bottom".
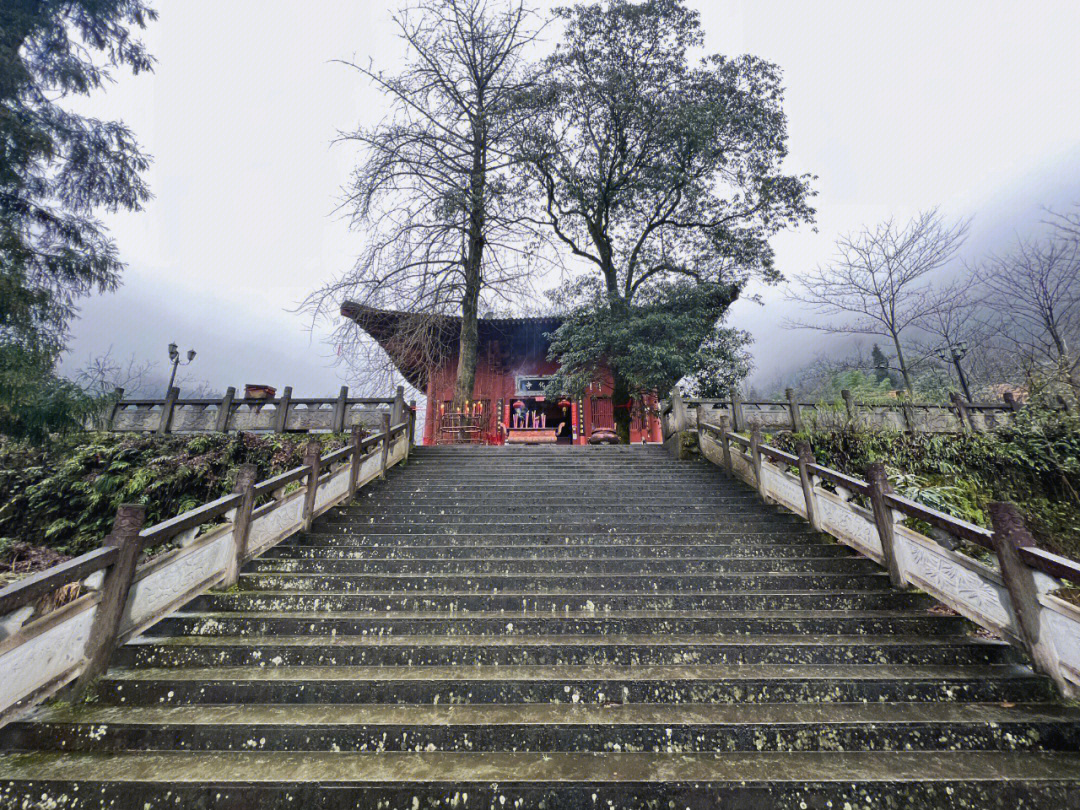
{"left": 896, "top": 527, "right": 1013, "bottom": 630}
{"left": 0, "top": 601, "right": 97, "bottom": 716}
{"left": 122, "top": 531, "right": 234, "bottom": 635}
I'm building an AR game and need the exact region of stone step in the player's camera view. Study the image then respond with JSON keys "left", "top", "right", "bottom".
{"left": 309, "top": 519, "right": 805, "bottom": 534}
{"left": 155, "top": 609, "right": 968, "bottom": 638}
{"left": 12, "top": 749, "right": 1077, "bottom": 809}
{"left": 339, "top": 497, "right": 762, "bottom": 511}
{"left": 188, "top": 589, "right": 936, "bottom": 613}
{"left": 364, "top": 486, "right": 748, "bottom": 496}
{"left": 236, "top": 571, "right": 892, "bottom": 593}
{"left": 297, "top": 530, "right": 820, "bottom": 546}
{"left": 242, "top": 556, "right": 879, "bottom": 575}
{"left": 90, "top": 663, "right": 1054, "bottom": 705}
{"left": 265, "top": 542, "right": 853, "bottom": 559}
{"left": 319, "top": 513, "right": 805, "bottom": 526}
{"left": 330, "top": 509, "right": 777, "bottom": 522}
{"left": 116, "top": 634, "right": 1016, "bottom": 668}
{"left": 9, "top": 703, "right": 1079, "bottom": 754}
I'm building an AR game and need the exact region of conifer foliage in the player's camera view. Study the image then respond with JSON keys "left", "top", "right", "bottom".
{"left": 0, "top": 0, "right": 155, "bottom": 439}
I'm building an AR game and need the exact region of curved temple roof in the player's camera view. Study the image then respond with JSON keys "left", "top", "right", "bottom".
{"left": 340, "top": 302, "right": 563, "bottom": 389}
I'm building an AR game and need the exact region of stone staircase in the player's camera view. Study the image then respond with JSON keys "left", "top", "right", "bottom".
{"left": 3, "top": 445, "right": 1080, "bottom": 808}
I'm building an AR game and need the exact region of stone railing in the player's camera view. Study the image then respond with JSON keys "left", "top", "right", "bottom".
{"left": 692, "top": 414, "right": 1080, "bottom": 697}
{"left": 103, "top": 385, "right": 415, "bottom": 435}
{"left": 672, "top": 388, "right": 1026, "bottom": 435}
{"left": 0, "top": 411, "right": 413, "bottom": 727}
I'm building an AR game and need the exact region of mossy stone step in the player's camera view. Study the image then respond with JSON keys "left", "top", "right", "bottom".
{"left": 188, "top": 589, "right": 936, "bottom": 613}
{"left": 90, "top": 663, "right": 1054, "bottom": 706}
{"left": 9, "top": 702, "right": 1079, "bottom": 754}
{"left": 155, "top": 609, "right": 968, "bottom": 638}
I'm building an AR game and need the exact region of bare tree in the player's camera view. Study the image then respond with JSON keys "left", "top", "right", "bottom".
{"left": 787, "top": 209, "right": 969, "bottom": 391}
{"left": 305, "top": 0, "right": 544, "bottom": 409}
{"left": 75, "top": 347, "right": 156, "bottom": 398}
{"left": 974, "top": 218, "right": 1080, "bottom": 405}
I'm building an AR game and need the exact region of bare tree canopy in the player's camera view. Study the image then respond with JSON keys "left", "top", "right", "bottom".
{"left": 305, "top": 0, "right": 543, "bottom": 404}
{"left": 975, "top": 208, "right": 1080, "bottom": 404}
{"left": 787, "top": 209, "right": 968, "bottom": 392}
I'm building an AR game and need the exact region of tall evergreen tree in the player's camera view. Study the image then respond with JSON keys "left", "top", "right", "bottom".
{"left": 0, "top": 1, "right": 155, "bottom": 439}
{"left": 871, "top": 344, "right": 890, "bottom": 383}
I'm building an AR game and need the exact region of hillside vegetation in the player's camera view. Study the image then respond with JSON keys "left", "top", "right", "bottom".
{"left": 0, "top": 432, "right": 349, "bottom": 583}
{"left": 766, "top": 407, "right": 1080, "bottom": 561}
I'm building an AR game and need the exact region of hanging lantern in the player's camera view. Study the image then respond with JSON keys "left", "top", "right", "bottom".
{"left": 513, "top": 400, "right": 525, "bottom": 408}
{"left": 558, "top": 398, "right": 572, "bottom": 408}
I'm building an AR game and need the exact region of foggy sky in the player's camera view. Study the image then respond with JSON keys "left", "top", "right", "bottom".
{"left": 58, "top": 1, "right": 1080, "bottom": 398}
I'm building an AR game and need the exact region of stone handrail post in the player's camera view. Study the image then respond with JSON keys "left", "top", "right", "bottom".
{"left": 348, "top": 425, "right": 364, "bottom": 498}
{"left": 989, "top": 502, "right": 1069, "bottom": 693}
{"left": 76, "top": 504, "right": 145, "bottom": 690}
{"left": 717, "top": 416, "right": 733, "bottom": 474}
{"left": 786, "top": 388, "right": 804, "bottom": 433}
{"left": 105, "top": 387, "right": 125, "bottom": 431}
{"left": 795, "top": 442, "right": 820, "bottom": 531}
{"left": 749, "top": 426, "right": 766, "bottom": 502}
{"left": 729, "top": 387, "right": 744, "bottom": 434}
{"left": 223, "top": 464, "right": 258, "bottom": 587}
{"left": 332, "top": 386, "right": 349, "bottom": 433}
{"left": 950, "top": 392, "right": 971, "bottom": 433}
{"left": 380, "top": 413, "right": 391, "bottom": 479}
{"left": 669, "top": 388, "right": 688, "bottom": 434}
{"left": 157, "top": 387, "right": 179, "bottom": 435}
{"left": 392, "top": 386, "right": 406, "bottom": 427}
{"left": 301, "top": 439, "right": 322, "bottom": 532}
{"left": 866, "top": 463, "right": 908, "bottom": 589}
{"left": 273, "top": 387, "right": 293, "bottom": 433}
{"left": 215, "top": 387, "right": 236, "bottom": 433}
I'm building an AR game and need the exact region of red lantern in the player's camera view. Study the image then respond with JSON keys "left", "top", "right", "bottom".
{"left": 513, "top": 400, "right": 525, "bottom": 408}
{"left": 558, "top": 398, "right": 572, "bottom": 408}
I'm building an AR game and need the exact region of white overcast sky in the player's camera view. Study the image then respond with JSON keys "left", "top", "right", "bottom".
{"left": 59, "top": 0, "right": 1080, "bottom": 397}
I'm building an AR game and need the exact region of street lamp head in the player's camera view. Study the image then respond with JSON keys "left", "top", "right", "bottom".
{"left": 168, "top": 342, "right": 178, "bottom": 361}
{"left": 186, "top": 349, "right": 197, "bottom": 362}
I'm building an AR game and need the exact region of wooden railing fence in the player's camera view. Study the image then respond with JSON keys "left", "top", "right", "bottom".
{"left": 683, "top": 407, "right": 1080, "bottom": 697}
{"left": 0, "top": 398, "right": 414, "bottom": 727}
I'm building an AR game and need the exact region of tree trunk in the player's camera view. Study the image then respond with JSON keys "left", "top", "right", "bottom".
{"left": 453, "top": 265, "right": 480, "bottom": 411}
{"left": 452, "top": 134, "right": 486, "bottom": 412}
{"left": 607, "top": 290, "right": 632, "bottom": 444}
{"left": 612, "top": 371, "right": 633, "bottom": 444}
{"left": 892, "top": 335, "right": 914, "bottom": 393}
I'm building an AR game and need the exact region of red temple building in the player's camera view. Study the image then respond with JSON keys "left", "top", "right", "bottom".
{"left": 342, "top": 303, "right": 664, "bottom": 446}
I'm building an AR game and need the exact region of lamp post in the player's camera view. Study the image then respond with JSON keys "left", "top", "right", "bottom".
{"left": 934, "top": 341, "right": 972, "bottom": 402}
{"left": 166, "top": 342, "right": 197, "bottom": 395}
